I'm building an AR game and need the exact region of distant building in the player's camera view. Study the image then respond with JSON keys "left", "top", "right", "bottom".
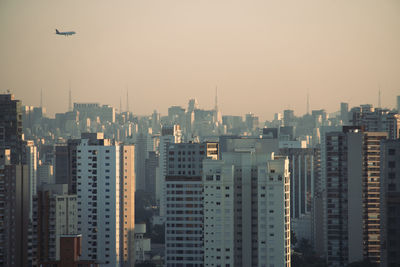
{"left": 245, "top": 113, "right": 259, "bottom": 133}
{"left": 37, "top": 161, "right": 54, "bottom": 185}
{"left": 279, "top": 144, "right": 316, "bottom": 243}
{"left": 134, "top": 224, "right": 151, "bottom": 263}
{"left": 145, "top": 151, "right": 159, "bottom": 198}
{"left": 55, "top": 145, "right": 68, "bottom": 184}
{"left": 284, "top": 109, "right": 295, "bottom": 127}
{"left": 397, "top": 96, "right": 400, "bottom": 113}
{"left": 73, "top": 103, "right": 115, "bottom": 123}
{"left": 340, "top": 102, "right": 349, "bottom": 124}
{"left": 349, "top": 105, "right": 400, "bottom": 139}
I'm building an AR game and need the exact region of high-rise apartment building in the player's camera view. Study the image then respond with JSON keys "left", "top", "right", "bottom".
{"left": 76, "top": 134, "right": 135, "bottom": 266}
{"left": 322, "top": 127, "right": 387, "bottom": 266}
{"left": 26, "top": 140, "right": 37, "bottom": 219}
{"left": 203, "top": 150, "right": 291, "bottom": 267}
{"left": 279, "top": 142, "right": 315, "bottom": 242}
{"left": 34, "top": 184, "right": 77, "bottom": 262}
{"left": 165, "top": 142, "right": 218, "bottom": 266}
{"left": 65, "top": 133, "right": 110, "bottom": 194}
{"left": 0, "top": 94, "right": 23, "bottom": 164}
{"left": 55, "top": 145, "right": 68, "bottom": 184}
{"left": 349, "top": 105, "right": 400, "bottom": 139}
{"left": 0, "top": 148, "right": 30, "bottom": 266}
{"left": 157, "top": 125, "right": 181, "bottom": 218}
{"left": 0, "top": 94, "right": 32, "bottom": 266}
{"left": 340, "top": 102, "right": 349, "bottom": 125}
{"left": 145, "top": 151, "right": 159, "bottom": 198}
{"left": 380, "top": 140, "right": 400, "bottom": 267}
{"left": 135, "top": 130, "right": 154, "bottom": 191}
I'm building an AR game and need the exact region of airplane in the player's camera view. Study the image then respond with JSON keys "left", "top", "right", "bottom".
{"left": 55, "top": 29, "right": 76, "bottom": 36}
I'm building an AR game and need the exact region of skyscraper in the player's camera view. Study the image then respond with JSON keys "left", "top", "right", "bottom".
{"left": 349, "top": 105, "right": 400, "bottom": 139}
{"left": 340, "top": 102, "right": 349, "bottom": 125}
{"left": 165, "top": 142, "right": 218, "bottom": 266}
{"left": 76, "top": 133, "right": 135, "bottom": 266}
{"left": 322, "top": 127, "right": 387, "bottom": 266}
{"left": 203, "top": 150, "right": 291, "bottom": 267}
{"left": 380, "top": 139, "right": 400, "bottom": 267}
{"left": 0, "top": 94, "right": 31, "bottom": 266}
{"left": 0, "top": 94, "right": 23, "bottom": 164}
{"left": 157, "top": 125, "right": 181, "bottom": 218}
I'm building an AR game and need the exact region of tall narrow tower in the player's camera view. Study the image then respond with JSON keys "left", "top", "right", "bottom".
{"left": 68, "top": 83, "right": 72, "bottom": 112}
{"left": 40, "top": 88, "right": 43, "bottom": 108}
{"left": 213, "top": 86, "right": 222, "bottom": 124}
{"left": 126, "top": 88, "right": 129, "bottom": 113}
{"left": 378, "top": 88, "right": 381, "bottom": 108}
{"left": 307, "top": 90, "right": 310, "bottom": 115}
{"left": 214, "top": 86, "right": 218, "bottom": 111}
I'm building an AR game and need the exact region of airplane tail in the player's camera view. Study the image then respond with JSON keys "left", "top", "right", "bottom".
{"left": 55, "top": 29, "right": 60, "bottom": 34}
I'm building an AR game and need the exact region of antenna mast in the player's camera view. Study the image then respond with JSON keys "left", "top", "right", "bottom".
{"left": 69, "top": 81, "right": 72, "bottom": 112}
{"left": 378, "top": 87, "right": 381, "bottom": 108}
{"left": 126, "top": 88, "right": 129, "bottom": 113}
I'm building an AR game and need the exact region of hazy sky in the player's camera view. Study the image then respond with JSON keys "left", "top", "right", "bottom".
{"left": 1, "top": 0, "right": 399, "bottom": 120}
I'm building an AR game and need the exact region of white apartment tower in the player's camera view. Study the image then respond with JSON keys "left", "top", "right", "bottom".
{"left": 203, "top": 150, "right": 291, "bottom": 267}
{"left": 76, "top": 133, "right": 135, "bottom": 266}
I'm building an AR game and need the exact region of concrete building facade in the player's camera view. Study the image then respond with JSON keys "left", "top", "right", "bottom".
{"left": 380, "top": 140, "right": 400, "bottom": 267}
{"left": 203, "top": 148, "right": 290, "bottom": 267}
{"left": 322, "top": 127, "right": 387, "bottom": 266}
{"left": 76, "top": 134, "right": 135, "bottom": 266}
{"left": 165, "top": 142, "right": 218, "bottom": 267}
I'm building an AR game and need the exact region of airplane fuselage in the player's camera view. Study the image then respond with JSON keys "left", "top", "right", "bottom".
{"left": 55, "top": 29, "right": 76, "bottom": 36}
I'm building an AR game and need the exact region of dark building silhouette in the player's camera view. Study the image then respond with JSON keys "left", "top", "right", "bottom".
{"left": 380, "top": 140, "right": 400, "bottom": 267}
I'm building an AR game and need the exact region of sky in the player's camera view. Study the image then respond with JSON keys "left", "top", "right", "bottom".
{"left": 0, "top": 0, "right": 399, "bottom": 120}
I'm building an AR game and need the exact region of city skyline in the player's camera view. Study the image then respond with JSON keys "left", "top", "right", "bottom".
{"left": 1, "top": 0, "right": 400, "bottom": 119}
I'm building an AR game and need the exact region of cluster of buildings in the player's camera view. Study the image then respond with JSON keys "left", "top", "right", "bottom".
{"left": 1, "top": 92, "right": 400, "bottom": 266}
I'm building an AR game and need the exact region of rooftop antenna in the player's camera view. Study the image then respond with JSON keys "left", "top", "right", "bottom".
{"left": 306, "top": 89, "right": 310, "bottom": 115}
{"left": 378, "top": 87, "right": 381, "bottom": 108}
{"left": 40, "top": 88, "right": 43, "bottom": 108}
{"left": 119, "top": 96, "right": 122, "bottom": 113}
{"left": 214, "top": 86, "right": 218, "bottom": 111}
{"left": 126, "top": 87, "right": 129, "bottom": 113}
{"left": 68, "top": 81, "right": 72, "bottom": 112}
